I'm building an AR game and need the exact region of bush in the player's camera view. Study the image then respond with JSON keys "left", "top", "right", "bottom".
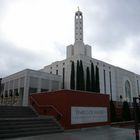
{"left": 122, "top": 101, "right": 131, "bottom": 121}
{"left": 110, "top": 100, "right": 116, "bottom": 122}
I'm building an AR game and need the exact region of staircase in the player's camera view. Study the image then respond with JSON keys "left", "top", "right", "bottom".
{"left": 0, "top": 106, "right": 64, "bottom": 139}
{"left": 0, "top": 106, "right": 38, "bottom": 118}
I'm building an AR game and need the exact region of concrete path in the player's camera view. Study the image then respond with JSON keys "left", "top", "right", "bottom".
{"left": 11, "top": 126, "right": 136, "bottom": 140}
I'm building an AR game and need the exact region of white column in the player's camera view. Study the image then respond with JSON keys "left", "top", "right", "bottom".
{"left": 49, "top": 79, "right": 52, "bottom": 91}
{"left": 22, "top": 73, "right": 30, "bottom": 106}
{"left": 37, "top": 78, "right": 41, "bottom": 92}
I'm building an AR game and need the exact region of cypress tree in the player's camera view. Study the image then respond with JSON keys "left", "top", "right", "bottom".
{"left": 122, "top": 101, "right": 131, "bottom": 121}
{"left": 86, "top": 67, "right": 91, "bottom": 91}
{"left": 136, "top": 102, "right": 140, "bottom": 122}
{"left": 70, "top": 61, "right": 75, "bottom": 89}
{"left": 76, "top": 60, "right": 80, "bottom": 90}
{"left": 110, "top": 100, "right": 116, "bottom": 122}
{"left": 95, "top": 65, "right": 100, "bottom": 93}
{"left": 91, "top": 62, "right": 95, "bottom": 92}
{"left": 80, "top": 60, "right": 85, "bottom": 91}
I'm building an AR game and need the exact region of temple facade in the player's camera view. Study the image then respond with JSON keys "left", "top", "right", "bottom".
{"left": 1, "top": 9, "right": 140, "bottom": 106}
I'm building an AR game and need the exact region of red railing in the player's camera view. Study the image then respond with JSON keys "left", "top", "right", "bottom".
{"left": 30, "top": 96, "right": 63, "bottom": 120}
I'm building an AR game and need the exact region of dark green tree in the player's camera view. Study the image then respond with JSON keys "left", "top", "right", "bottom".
{"left": 91, "top": 62, "right": 95, "bottom": 92}
{"left": 86, "top": 67, "right": 91, "bottom": 91}
{"left": 79, "top": 60, "right": 85, "bottom": 91}
{"left": 95, "top": 65, "right": 100, "bottom": 93}
{"left": 135, "top": 102, "right": 140, "bottom": 122}
{"left": 76, "top": 60, "right": 80, "bottom": 90}
{"left": 122, "top": 101, "right": 131, "bottom": 121}
{"left": 110, "top": 100, "right": 116, "bottom": 122}
{"left": 70, "top": 61, "right": 75, "bottom": 89}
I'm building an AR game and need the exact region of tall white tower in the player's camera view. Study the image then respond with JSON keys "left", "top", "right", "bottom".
{"left": 75, "top": 9, "right": 83, "bottom": 42}
{"left": 67, "top": 9, "right": 92, "bottom": 58}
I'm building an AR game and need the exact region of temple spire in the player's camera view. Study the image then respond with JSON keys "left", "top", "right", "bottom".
{"left": 77, "top": 6, "right": 80, "bottom": 11}
{"left": 75, "top": 9, "right": 83, "bottom": 43}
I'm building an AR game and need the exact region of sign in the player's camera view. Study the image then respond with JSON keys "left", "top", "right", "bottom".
{"left": 71, "top": 107, "right": 108, "bottom": 124}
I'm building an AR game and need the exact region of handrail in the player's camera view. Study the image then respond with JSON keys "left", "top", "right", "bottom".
{"left": 30, "top": 96, "right": 63, "bottom": 117}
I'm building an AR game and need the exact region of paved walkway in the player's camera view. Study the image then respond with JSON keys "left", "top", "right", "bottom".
{"left": 11, "top": 126, "right": 136, "bottom": 140}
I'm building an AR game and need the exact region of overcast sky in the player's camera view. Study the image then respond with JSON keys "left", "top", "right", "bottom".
{"left": 0, "top": 0, "right": 140, "bottom": 77}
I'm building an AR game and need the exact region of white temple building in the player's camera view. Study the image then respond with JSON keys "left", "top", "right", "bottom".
{"left": 1, "top": 9, "right": 140, "bottom": 106}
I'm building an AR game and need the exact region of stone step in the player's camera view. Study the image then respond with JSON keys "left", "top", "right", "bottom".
{"left": 0, "top": 106, "right": 38, "bottom": 118}
{"left": 0, "top": 128, "right": 63, "bottom": 139}
{"left": 0, "top": 125, "right": 61, "bottom": 134}
{"left": 0, "top": 106, "right": 64, "bottom": 139}
{"left": 0, "top": 122, "right": 57, "bottom": 129}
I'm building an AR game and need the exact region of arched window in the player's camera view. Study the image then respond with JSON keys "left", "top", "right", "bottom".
{"left": 125, "top": 80, "right": 131, "bottom": 102}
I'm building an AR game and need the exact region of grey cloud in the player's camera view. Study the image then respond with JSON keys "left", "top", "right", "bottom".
{"left": 53, "top": 41, "right": 66, "bottom": 58}
{"left": 130, "top": 36, "right": 140, "bottom": 58}
{"left": 1, "top": 0, "right": 140, "bottom": 76}
{"left": 0, "top": 40, "right": 44, "bottom": 77}
{"left": 83, "top": 0, "right": 140, "bottom": 52}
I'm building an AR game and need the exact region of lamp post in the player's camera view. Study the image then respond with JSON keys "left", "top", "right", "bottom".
{"left": 133, "top": 97, "right": 140, "bottom": 140}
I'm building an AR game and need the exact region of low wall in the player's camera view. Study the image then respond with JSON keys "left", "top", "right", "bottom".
{"left": 30, "top": 90, "right": 110, "bottom": 129}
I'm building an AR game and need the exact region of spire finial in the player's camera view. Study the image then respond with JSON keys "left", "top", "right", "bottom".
{"left": 77, "top": 6, "right": 80, "bottom": 11}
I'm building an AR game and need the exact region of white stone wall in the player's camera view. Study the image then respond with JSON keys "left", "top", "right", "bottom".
{"left": 1, "top": 69, "right": 61, "bottom": 106}
{"left": 41, "top": 53, "right": 140, "bottom": 102}
{"left": 115, "top": 67, "right": 138, "bottom": 102}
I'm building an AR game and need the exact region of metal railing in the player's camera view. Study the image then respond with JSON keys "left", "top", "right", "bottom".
{"left": 30, "top": 96, "right": 63, "bottom": 119}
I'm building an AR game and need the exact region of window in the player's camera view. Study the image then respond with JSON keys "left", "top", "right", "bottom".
{"left": 56, "top": 70, "right": 58, "bottom": 75}
{"left": 29, "top": 88, "right": 37, "bottom": 95}
{"left": 41, "top": 89, "right": 48, "bottom": 92}
{"left": 103, "top": 70, "right": 106, "bottom": 94}
{"left": 14, "top": 89, "right": 19, "bottom": 96}
{"left": 137, "top": 80, "right": 139, "bottom": 95}
{"left": 9, "top": 90, "right": 13, "bottom": 97}
{"left": 84, "top": 48, "right": 87, "bottom": 56}
{"left": 52, "top": 80, "right": 59, "bottom": 90}
{"left": 5, "top": 90, "right": 8, "bottom": 97}
{"left": 109, "top": 71, "right": 112, "bottom": 94}
{"left": 125, "top": 80, "right": 131, "bottom": 102}
{"left": 29, "top": 77, "right": 38, "bottom": 88}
